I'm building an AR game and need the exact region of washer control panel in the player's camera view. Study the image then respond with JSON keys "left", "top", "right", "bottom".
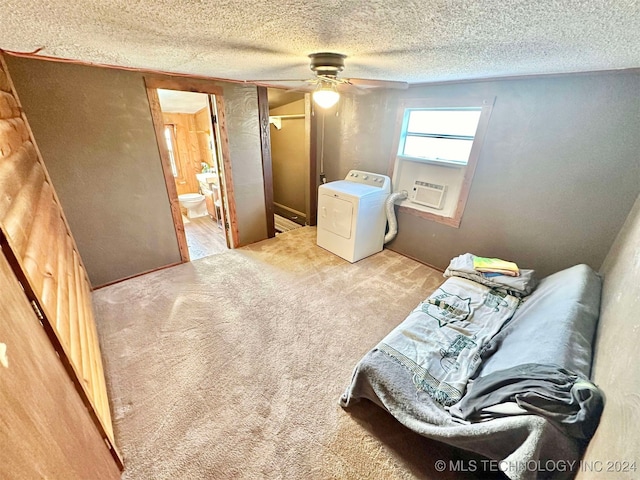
{"left": 345, "top": 170, "right": 391, "bottom": 189}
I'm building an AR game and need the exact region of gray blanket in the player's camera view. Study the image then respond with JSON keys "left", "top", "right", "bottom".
{"left": 340, "top": 264, "right": 602, "bottom": 480}
{"left": 340, "top": 350, "right": 581, "bottom": 480}
{"left": 449, "top": 363, "right": 604, "bottom": 440}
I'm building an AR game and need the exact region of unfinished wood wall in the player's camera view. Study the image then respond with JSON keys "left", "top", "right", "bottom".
{"left": 195, "top": 106, "right": 216, "bottom": 170}
{"left": 0, "top": 54, "right": 117, "bottom": 462}
{"left": 163, "top": 112, "right": 203, "bottom": 195}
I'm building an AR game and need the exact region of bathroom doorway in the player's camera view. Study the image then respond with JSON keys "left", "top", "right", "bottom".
{"left": 145, "top": 77, "right": 238, "bottom": 262}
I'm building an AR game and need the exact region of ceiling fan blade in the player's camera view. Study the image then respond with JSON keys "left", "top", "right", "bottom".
{"left": 346, "top": 78, "right": 409, "bottom": 89}
{"left": 246, "top": 79, "right": 310, "bottom": 83}
{"left": 279, "top": 85, "right": 315, "bottom": 93}
{"left": 246, "top": 79, "right": 317, "bottom": 90}
{"left": 246, "top": 51, "right": 409, "bottom": 97}
{"left": 336, "top": 83, "right": 369, "bottom": 95}
{"left": 246, "top": 79, "right": 317, "bottom": 93}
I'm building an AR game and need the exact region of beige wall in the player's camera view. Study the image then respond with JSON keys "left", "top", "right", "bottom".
{"left": 270, "top": 99, "right": 306, "bottom": 218}
{"left": 6, "top": 56, "right": 267, "bottom": 285}
{"left": 578, "top": 193, "right": 640, "bottom": 478}
{"left": 6, "top": 56, "right": 181, "bottom": 287}
{"left": 321, "top": 71, "right": 640, "bottom": 277}
{"left": 319, "top": 90, "right": 400, "bottom": 181}
{"left": 218, "top": 83, "right": 267, "bottom": 246}
{"left": 8, "top": 52, "right": 638, "bottom": 284}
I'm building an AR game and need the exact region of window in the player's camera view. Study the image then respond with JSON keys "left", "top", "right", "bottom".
{"left": 389, "top": 97, "right": 494, "bottom": 228}
{"left": 399, "top": 108, "right": 483, "bottom": 166}
{"left": 163, "top": 124, "right": 179, "bottom": 177}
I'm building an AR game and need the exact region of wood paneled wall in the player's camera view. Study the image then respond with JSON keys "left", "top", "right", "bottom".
{"left": 163, "top": 112, "right": 204, "bottom": 195}
{"left": 578, "top": 194, "right": 640, "bottom": 479}
{"left": 0, "top": 54, "right": 118, "bottom": 465}
{"left": 195, "top": 106, "right": 216, "bottom": 170}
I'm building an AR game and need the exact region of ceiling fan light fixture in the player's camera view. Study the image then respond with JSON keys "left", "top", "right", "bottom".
{"left": 312, "top": 83, "right": 340, "bottom": 109}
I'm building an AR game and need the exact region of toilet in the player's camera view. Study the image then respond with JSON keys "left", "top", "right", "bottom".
{"left": 178, "top": 193, "right": 207, "bottom": 219}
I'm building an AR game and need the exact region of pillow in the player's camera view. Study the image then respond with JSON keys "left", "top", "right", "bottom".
{"left": 476, "top": 264, "right": 602, "bottom": 379}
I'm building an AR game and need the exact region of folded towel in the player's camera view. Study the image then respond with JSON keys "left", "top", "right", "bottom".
{"left": 473, "top": 256, "right": 520, "bottom": 276}
{"left": 444, "top": 253, "right": 537, "bottom": 297}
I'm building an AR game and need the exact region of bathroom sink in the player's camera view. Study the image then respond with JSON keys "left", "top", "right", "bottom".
{"left": 196, "top": 173, "right": 218, "bottom": 185}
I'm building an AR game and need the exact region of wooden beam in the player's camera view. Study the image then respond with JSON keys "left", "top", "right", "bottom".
{"left": 257, "top": 87, "right": 275, "bottom": 238}
{"left": 141, "top": 76, "right": 224, "bottom": 96}
{"left": 308, "top": 100, "right": 318, "bottom": 226}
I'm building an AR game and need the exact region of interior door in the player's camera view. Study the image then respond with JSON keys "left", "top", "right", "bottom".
{"left": 0, "top": 54, "right": 120, "bottom": 465}
{"left": 0, "top": 246, "right": 121, "bottom": 479}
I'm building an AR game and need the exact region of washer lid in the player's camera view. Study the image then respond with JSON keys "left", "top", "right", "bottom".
{"left": 319, "top": 180, "right": 386, "bottom": 198}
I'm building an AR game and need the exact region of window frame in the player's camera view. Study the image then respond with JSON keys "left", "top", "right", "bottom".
{"left": 388, "top": 96, "right": 495, "bottom": 228}
{"left": 398, "top": 107, "right": 483, "bottom": 166}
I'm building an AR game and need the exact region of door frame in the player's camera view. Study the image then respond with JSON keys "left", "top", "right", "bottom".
{"left": 258, "top": 89, "right": 318, "bottom": 232}
{"left": 257, "top": 87, "right": 275, "bottom": 238}
{"left": 307, "top": 95, "right": 318, "bottom": 226}
{"left": 144, "top": 76, "right": 239, "bottom": 261}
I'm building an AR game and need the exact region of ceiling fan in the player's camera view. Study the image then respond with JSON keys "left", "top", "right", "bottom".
{"left": 250, "top": 52, "right": 409, "bottom": 108}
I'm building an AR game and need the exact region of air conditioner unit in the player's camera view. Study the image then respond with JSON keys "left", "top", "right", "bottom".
{"left": 410, "top": 180, "right": 447, "bottom": 209}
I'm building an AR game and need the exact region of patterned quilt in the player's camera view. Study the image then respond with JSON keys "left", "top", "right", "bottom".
{"left": 377, "top": 276, "right": 520, "bottom": 406}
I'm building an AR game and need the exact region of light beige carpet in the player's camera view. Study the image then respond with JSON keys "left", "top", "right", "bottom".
{"left": 274, "top": 214, "right": 303, "bottom": 233}
{"left": 94, "top": 227, "right": 481, "bottom": 479}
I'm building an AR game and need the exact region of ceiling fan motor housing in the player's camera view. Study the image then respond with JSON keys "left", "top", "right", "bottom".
{"left": 309, "top": 52, "right": 346, "bottom": 77}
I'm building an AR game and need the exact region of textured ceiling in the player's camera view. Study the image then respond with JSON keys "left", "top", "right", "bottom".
{"left": 2, "top": 0, "right": 640, "bottom": 85}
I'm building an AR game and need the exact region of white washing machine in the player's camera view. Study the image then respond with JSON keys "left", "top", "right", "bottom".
{"left": 317, "top": 170, "right": 391, "bottom": 263}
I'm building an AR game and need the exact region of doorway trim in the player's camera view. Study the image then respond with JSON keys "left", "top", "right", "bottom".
{"left": 208, "top": 94, "right": 240, "bottom": 248}
{"left": 259, "top": 90, "right": 318, "bottom": 231}
{"left": 144, "top": 76, "right": 239, "bottom": 262}
{"left": 257, "top": 87, "right": 275, "bottom": 238}
{"left": 307, "top": 97, "right": 318, "bottom": 226}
